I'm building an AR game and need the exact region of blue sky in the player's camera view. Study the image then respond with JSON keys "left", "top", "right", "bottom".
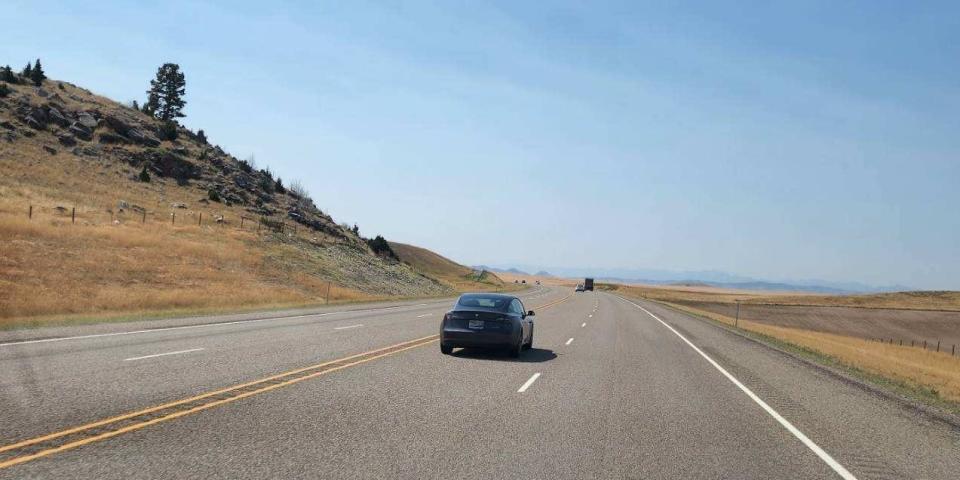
{"left": 4, "top": 1, "right": 959, "bottom": 289}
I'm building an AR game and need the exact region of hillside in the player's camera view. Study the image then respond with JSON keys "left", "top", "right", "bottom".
{"left": 0, "top": 73, "right": 490, "bottom": 327}
{"left": 388, "top": 242, "right": 513, "bottom": 292}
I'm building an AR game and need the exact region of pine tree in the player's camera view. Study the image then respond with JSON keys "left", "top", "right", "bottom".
{"left": 131, "top": 100, "right": 140, "bottom": 110}
{"left": 197, "top": 129, "right": 207, "bottom": 144}
{"left": 145, "top": 63, "right": 186, "bottom": 121}
{"left": 138, "top": 166, "right": 151, "bottom": 182}
{"left": 142, "top": 90, "right": 158, "bottom": 116}
{"left": 30, "top": 59, "right": 46, "bottom": 86}
{"left": 21, "top": 62, "right": 32, "bottom": 78}
{"left": 0, "top": 65, "right": 16, "bottom": 83}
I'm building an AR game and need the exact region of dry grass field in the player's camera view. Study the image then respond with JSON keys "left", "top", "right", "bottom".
{"left": 606, "top": 283, "right": 960, "bottom": 404}
{"left": 388, "top": 242, "right": 519, "bottom": 292}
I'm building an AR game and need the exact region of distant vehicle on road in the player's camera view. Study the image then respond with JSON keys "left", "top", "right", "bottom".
{"left": 575, "top": 284, "right": 584, "bottom": 292}
{"left": 440, "top": 293, "right": 535, "bottom": 357}
{"left": 584, "top": 278, "right": 594, "bottom": 291}
{"left": 521, "top": 279, "right": 526, "bottom": 284}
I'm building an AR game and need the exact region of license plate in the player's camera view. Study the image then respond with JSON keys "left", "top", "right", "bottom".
{"left": 468, "top": 319, "right": 484, "bottom": 329}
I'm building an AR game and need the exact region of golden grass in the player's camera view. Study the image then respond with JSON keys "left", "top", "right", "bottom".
{"left": 611, "top": 286, "right": 960, "bottom": 404}
{"left": 0, "top": 211, "right": 386, "bottom": 328}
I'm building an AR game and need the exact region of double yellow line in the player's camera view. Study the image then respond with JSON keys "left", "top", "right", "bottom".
{"left": 0, "top": 292, "right": 573, "bottom": 470}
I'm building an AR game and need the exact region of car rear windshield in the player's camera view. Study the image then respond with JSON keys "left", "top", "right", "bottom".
{"left": 457, "top": 295, "right": 510, "bottom": 310}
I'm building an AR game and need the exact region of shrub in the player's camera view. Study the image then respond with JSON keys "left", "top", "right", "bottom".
{"left": 274, "top": 177, "right": 286, "bottom": 194}
{"left": 0, "top": 65, "right": 16, "bottom": 83}
{"left": 0, "top": 83, "right": 9, "bottom": 98}
{"left": 289, "top": 179, "right": 308, "bottom": 198}
{"left": 238, "top": 159, "right": 253, "bottom": 173}
{"left": 157, "top": 121, "right": 178, "bottom": 141}
{"left": 366, "top": 235, "right": 397, "bottom": 259}
{"left": 258, "top": 174, "right": 274, "bottom": 194}
{"left": 138, "top": 166, "right": 151, "bottom": 182}
{"left": 207, "top": 188, "right": 221, "bottom": 202}
{"left": 197, "top": 129, "right": 207, "bottom": 144}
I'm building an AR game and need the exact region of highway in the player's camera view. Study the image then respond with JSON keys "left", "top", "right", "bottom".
{"left": 1, "top": 286, "right": 958, "bottom": 479}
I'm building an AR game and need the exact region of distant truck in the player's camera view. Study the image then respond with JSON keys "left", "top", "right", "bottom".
{"left": 584, "top": 278, "right": 594, "bottom": 291}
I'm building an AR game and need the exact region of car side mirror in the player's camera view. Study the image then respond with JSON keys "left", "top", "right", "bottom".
{"left": 527, "top": 310, "right": 535, "bottom": 317}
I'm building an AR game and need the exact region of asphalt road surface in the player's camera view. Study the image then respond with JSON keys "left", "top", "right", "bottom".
{"left": 1, "top": 286, "right": 958, "bottom": 479}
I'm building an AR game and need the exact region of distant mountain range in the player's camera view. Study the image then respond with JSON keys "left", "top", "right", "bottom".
{"left": 474, "top": 265, "right": 912, "bottom": 294}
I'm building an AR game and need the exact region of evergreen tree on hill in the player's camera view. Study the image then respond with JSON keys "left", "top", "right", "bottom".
{"left": 145, "top": 63, "right": 186, "bottom": 121}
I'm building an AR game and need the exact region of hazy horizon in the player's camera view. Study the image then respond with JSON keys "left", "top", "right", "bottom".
{"left": 4, "top": 1, "right": 959, "bottom": 289}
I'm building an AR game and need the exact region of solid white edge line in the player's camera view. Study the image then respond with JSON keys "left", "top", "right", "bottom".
{"left": 619, "top": 296, "right": 857, "bottom": 480}
{"left": 517, "top": 372, "right": 541, "bottom": 393}
{"left": 333, "top": 324, "right": 363, "bottom": 330}
{"left": 123, "top": 348, "right": 204, "bottom": 362}
{"left": 565, "top": 338, "right": 574, "bottom": 345}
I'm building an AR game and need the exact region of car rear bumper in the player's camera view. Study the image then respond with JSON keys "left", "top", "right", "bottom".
{"left": 441, "top": 328, "right": 515, "bottom": 349}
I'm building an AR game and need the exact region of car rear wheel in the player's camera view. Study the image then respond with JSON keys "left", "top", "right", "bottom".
{"left": 441, "top": 344, "right": 453, "bottom": 355}
{"left": 508, "top": 334, "right": 523, "bottom": 358}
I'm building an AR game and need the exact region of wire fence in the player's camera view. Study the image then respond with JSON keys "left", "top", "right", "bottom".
{"left": 872, "top": 337, "right": 957, "bottom": 356}
{"left": 18, "top": 201, "right": 345, "bottom": 245}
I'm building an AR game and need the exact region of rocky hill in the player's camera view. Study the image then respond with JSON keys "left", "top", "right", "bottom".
{"left": 0, "top": 73, "right": 488, "bottom": 327}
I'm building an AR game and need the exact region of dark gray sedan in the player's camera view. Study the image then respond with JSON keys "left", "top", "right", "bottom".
{"left": 440, "top": 293, "right": 535, "bottom": 357}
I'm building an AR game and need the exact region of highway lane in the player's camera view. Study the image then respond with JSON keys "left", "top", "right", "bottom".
{"left": 2, "top": 287, "right": 959, "bottom": 478}
{"left": 0, "top": 286, "right": 559, "bottom": 448}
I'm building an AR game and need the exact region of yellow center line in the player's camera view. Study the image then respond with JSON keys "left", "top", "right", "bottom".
{"left": 0, "top": 292, "right": 573, "bottom": 470}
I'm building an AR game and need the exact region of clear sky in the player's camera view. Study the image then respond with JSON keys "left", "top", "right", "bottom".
{"left": 4, "top": 1, "right": 959, "bottom": 289}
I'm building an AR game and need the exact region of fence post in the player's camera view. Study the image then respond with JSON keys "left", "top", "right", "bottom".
{"left": 936, "top": 340, "right": 940, "bottom": 352}
{"left": 326, "top": 281, "right": 331, "bottom": 304}
{"left": 172, "top": 212, "right": 175, "bottom": 225}
{"left": 240, "top": 217, "right": 245, "bottom": 229}
{"left": 899, "top": 339, "right": 902, "bottom": 346}
{"left": 923, "top": 340, "right": 927, "bottom": 350}
{"left": 911, "top": 340, "right": 914, "bottom": 347}
{"left": 28, "top": 205, "right": 32, "bottom": 219}
{"left": 142, "top": 210, "right": 146, "bottom": 223}
{"left": 735, "top": 300, "right": 740, "bottom": 328}
{"left": 198, "top": 213, "right": 202, "bottom": 226}
{"left": 953, "top": 344, "right": 956, "bottom": 356}
{"left": 71, "top": 207, "right": 75, "bottom": 224}
{"left": 257, "top": 218, "right": 261, "bottom": 232}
